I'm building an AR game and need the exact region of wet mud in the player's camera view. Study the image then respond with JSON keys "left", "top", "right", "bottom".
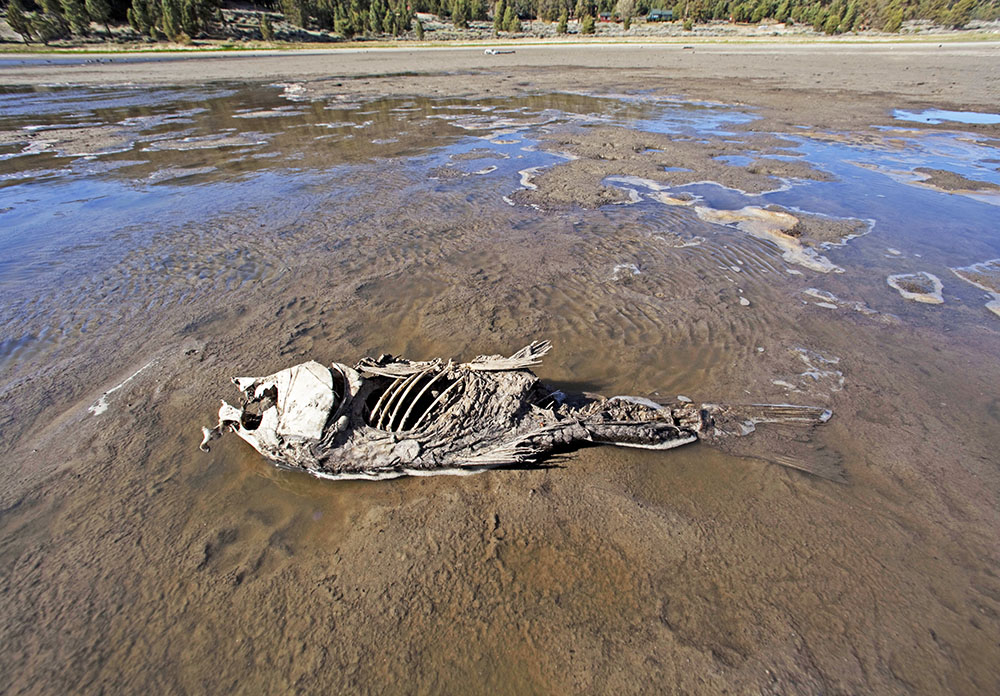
{"left": 913, "top": 166, "right": 1000, "bottom": 192}
{"left": 951, "top": 258, "right": 1000, "bottom": 317}
{"left": 1, "top": 59, "right": 1000, "bottom": 695}
{"left": 887, "top": 271, "right": 946, "bottom": 304}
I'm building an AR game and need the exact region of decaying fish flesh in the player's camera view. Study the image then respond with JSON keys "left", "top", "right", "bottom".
{"left": 200, "top": 341, "right": 841, "bottom": 481}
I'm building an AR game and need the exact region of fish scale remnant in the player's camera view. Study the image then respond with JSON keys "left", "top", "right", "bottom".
{"left": 201, "top": 341, "right": 840, "bottom": 481}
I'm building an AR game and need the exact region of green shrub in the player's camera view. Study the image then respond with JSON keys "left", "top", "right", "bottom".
{"left": 128, "top": 0, "right": 152, "bottom": 34}
{"left": 335, "top": 12, "right": 355, "bottom": 36}
{"left": 947, "top": 0, "right": 975, "bottom": 28}
{"left": 60, "top": 0, "right": 89, "bottom": 34}
{"left": 282, "top": 0, "right": 307, "bottom": 28}
{"left": 504, "top": 6, "right": 521, "bottom": 30}
{"left": 161, "top": 0, "right": 180, "bottom": 38}
{"left": 260, "top": 13, "right": 274, "bottom": 39}
{"left": 180, "top": 0, "right": 205, "bottom": 36}
{"left": 5, "top": 0, "right": 34, "bottom": 42}
{"left": 31, "top": 12, "right": 66, "bottom": 42}
{"left": 883, "top": 7, "right": 902, "bottom": 32}
{"left": 85, "top": 0, "right": 112, "bottom": 33}
{"left": 581, "top": 12, "right": 594, "bottom": 32}
{"left": 809, "top": 7, "right": 822, "bottom": 30}
{"left": 453, "top": 0, "right": 468, "bottom": 28}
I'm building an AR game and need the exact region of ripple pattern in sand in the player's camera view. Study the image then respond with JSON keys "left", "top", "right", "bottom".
{"left": 1, "top": 220, "right": 287, "bottom": 371}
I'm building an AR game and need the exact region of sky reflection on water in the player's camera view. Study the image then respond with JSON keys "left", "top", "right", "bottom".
{"left": 2, "top": 83, "right": 999, "bottom": 376}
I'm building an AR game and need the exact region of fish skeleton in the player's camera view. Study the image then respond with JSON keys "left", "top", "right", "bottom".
{"left": 200, "top": 340, "right": 840, "bottom": 481}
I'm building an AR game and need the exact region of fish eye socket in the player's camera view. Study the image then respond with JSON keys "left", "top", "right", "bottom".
{"left": 363, "top": 371, "right": 463, "bottom": 433}
{"left": 240, "top": 411, "right": 263, "bottom": 431}
{"left": 240, "top": 384, "right": 278, "bottom": 431}
{"left": 237, "top": 365, "right": 348, "bottom": 434}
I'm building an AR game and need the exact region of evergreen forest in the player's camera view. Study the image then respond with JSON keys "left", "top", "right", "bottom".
{"left": 2, "top": 0, "right": 998, "bottom": 44}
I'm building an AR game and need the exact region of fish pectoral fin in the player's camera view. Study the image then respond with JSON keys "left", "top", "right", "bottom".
{"left": 199, "top": 426, "right": 220, "bottom": 452}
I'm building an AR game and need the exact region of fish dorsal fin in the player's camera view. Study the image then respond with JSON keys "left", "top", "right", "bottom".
{"left": 464, "top": 340, "right": 552, "bottom": 371}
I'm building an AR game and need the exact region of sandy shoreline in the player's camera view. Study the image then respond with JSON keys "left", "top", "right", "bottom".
{"left": 4, "top": 42, "right": 1000, "bottom": 137}
{"left": 2, "top": 42, "right": 998, "bottom": 94}
{"left": 1, "top": 43, "right": 999, "bottom": 695}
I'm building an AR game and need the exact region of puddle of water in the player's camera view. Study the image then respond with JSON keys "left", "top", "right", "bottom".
{"left": 714, "top": 154, "right": 755, "bottom": 167}
{"left": 614, "top": 95, "right": 758, "bottom": 135}
{"left": 894, "top": 108, "right": 1000, "bottom": 125}
{"left": 599, "top": 127, "right": 999, "bottom": 281}
{"left": 0, "top": 84, "right": 236, "bottom": 118}
{"left": 7, "top": 84, "right": 995, "bottom": 383}
{"left": 763, "top": 134, "right": 1000, "bottom": 267}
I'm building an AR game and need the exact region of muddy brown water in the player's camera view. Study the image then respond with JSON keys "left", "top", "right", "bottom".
{"left": 1, "top": 82, "right": 999, "bottom": 694}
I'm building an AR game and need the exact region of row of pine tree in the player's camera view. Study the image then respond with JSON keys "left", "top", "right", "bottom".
{"left": 3, "top": 0, "right": 997, "bottom": 43}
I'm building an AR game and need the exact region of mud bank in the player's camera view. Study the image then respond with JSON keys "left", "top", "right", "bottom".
{"left": 2, "top": 42, "right": 1000, "bottom": 127}
{"left": 1, "top": 45, "right": 999, "bottom": 696}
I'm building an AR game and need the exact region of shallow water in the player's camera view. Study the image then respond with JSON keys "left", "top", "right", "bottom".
{"left": 3, "top": 85, "right": 998, "bottom": 379}
{"left": 2, "top": 82, "right": 999, "bottom": 694}
{"left": 894, "top": 107, "right": 1000, "bottom": 125}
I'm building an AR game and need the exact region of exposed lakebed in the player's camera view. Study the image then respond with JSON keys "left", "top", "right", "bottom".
{"left": 3, "top": 85, "right": 999, "bottom": 377}
{"left": 1, "top": 80, "right": 999, "bottom": 694}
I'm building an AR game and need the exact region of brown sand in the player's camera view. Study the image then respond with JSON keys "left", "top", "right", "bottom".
{"left": 914, "top": 167, "right": 1000, "bottom": 192}
{"left": 510, "top": 126, "right": 832, "bottom": 209}
{"left": 1, "top": 43, "right": 999, "bottom": 696}
{"left": 3, "top": 42, "right": 1000, "bottom": 126}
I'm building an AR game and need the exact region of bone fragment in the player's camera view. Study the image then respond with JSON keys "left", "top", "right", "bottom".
{"left": 386, "top": 368, "right": 436, "bottom": 432}
{"left": 398, "top": 369, "right": 446, "bottom": 432}
{"left": 377, "top": 372, "right": 422, "bottom": 430}
{"left": 367, "top": 376, "right": 402, "bottom": 427}
{"left": 412, "top": 378, "right": 464, "bottom": 430}
{"left": 466, "top": 340, "right": 552, "bottom": 371}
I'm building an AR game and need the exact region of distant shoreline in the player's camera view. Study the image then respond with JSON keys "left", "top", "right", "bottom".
{"left": 3, "top": 41, "right": 998, "bottom": 139}
{"left": 2, "top": 11, "right": 999, "bottom": 55}
{"left": 2, "top": 29, "right": 999, "bottom": 55}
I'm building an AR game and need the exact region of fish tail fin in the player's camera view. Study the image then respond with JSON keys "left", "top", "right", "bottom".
{"left": 699, "top": 403, "right": 832, "bottom": 435}
{"left": 698, "top": 403, "right": 845, "bottom": 483}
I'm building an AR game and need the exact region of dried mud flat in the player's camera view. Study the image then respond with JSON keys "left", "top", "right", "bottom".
{"left": 1, "top": 44, "right": 1000, "bottom": 695}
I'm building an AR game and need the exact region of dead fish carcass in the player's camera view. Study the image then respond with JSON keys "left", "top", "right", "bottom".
{"left": 200, "top": 341, "right": 840, "bottom": 481}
